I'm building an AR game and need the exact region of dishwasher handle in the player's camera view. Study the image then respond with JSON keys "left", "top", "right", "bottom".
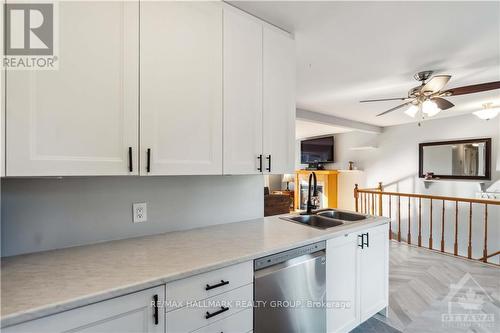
{"left": 254, "top": 241, "right": 326, "bottom": 271}
{"left": 254, "top": 250, "right": 325, "bottom": 279}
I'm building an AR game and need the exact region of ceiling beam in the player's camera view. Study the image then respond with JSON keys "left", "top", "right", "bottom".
{"left": 296, "top": 108, "right": 383, "bottom": 134}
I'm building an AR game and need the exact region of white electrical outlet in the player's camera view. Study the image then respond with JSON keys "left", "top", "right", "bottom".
{"left": 133, "top": 203, "right": 147, "bottom": 223}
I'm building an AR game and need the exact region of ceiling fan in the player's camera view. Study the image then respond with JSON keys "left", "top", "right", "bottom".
{"left": 360, "top": 70, "right": 500, "bottom": 118}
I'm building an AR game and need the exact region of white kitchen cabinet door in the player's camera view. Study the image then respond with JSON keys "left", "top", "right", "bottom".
{"left": 359, "top": 223, "right": 389, "bottom": 322}
{"left": 326, "top": 233, "right": 360, "bottom": 333}
{"left": 140, "top": 1, "right": 223, "bottom": 175}
{"left": 223, "top": 7, "right": 263, "bottom": 175}
{"left": 5, "top": 1, "right": 139, "bottom": 176}
{"left": 262, "top": 26, "right": 295, "bottom": 175}
{"left": 1, "top": 1, "right": 4, "bottom": 178}
{"left": 326, "top": 223, "right": 389, "bottom": 332}
{"left": 2, "top": 286, "right": 165, "bottom": 333}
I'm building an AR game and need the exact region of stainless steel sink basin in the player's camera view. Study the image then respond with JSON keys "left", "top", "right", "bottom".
{"left": 317, "top": 210, "right": 366, "bottom": 221}
{"left": 281, "top": 209, "right": 368, "bottom": 230}
{"left": 285, "top": 215, "right": 344, "bottom": 229}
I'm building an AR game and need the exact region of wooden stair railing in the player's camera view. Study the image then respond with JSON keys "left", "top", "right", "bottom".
{"left": 354, "top": 183, "right": 499, "bottom": 265}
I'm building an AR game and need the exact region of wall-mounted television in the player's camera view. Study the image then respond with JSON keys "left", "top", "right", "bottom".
{"left": 301, "top": 136, "right": 334, "bottom": 167}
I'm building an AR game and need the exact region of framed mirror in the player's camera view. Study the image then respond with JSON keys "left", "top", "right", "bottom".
{"left": 419, "top": 138, "right": 491, "bottom": 180}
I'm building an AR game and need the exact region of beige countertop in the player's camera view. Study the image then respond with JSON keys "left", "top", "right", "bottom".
{"left": 1, "top": 214, "right": 388, "bottom": 328}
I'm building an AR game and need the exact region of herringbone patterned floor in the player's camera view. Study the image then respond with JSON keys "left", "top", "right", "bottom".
{"left": 374, "top": 241, "right": 500, "bottom": 333}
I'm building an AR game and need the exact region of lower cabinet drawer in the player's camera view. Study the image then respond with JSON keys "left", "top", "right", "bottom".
{"left": 166, "top": 261, "right": 253, "bottom": 312}
{"left": 166, "top": 284, "right": 253, "bottom": 333}
{"left": 191, "top": 308, "right": 253, "bottom": 333}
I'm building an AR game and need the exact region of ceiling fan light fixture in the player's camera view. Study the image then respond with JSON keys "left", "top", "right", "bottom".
{"left": 363, "top": 70, "right": 500, "bottom": 118}
{"left": 422, "top": 100, "right": 441, "bottom": 117}
{"left": 404, "top": 104, "right": 419, "bottom": 118}
{"left": 473, "top": 104, "right": 500, "bottom": 120}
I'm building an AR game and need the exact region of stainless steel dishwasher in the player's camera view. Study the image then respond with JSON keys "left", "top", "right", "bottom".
{"left": 254, "top": 241, "right": 326, "bottom": 333}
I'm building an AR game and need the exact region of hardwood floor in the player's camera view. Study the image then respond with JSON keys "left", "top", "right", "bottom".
{"left": 373, "top": 241, "right": 500, "bottom": 333}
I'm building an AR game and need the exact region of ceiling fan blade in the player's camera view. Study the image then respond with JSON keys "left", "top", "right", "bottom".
{"left": 421, "top": 75, "right": 451, "bottom": 94}
{"left": 432, "top": 97, "right": 454, "bottom": 110}
{"left": 360, "top": 97, "right": 410, "bottom": 103}
{"left": 376, "top": 101, "right": 412, "bottom": 117}
{"left": 442, "top": 81, "right": 500, "bottom": 96}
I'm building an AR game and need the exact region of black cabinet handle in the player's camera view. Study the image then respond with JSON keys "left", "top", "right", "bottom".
{"left": 266, "top": 155, "right": 271, "bottom": 172}
{"left": 205, "top": 306, "right": 229, "bottom": 319}
{"left": 358, "top": 234, "right": 364, "bottom": 249}
{"left": 205, "top": 280, "right": 229, "bottom": 291}
{"left": 257, "top": 154, "right": 263, "bottom": 172}
{"left": 128, "top": 147, "right": 133, "bottom": 172}
{"left": 363, "top": 232, "right": 369, "bottom": 247}
{"left": 152, "top": 294, "right": 159, "bottom": 325}
{"left": 146, "top": 148, "right": 151, "bottom": 173}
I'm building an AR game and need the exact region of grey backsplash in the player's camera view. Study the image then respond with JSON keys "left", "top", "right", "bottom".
{"left": 1, "top": 175, "right": 264, "bottom": 257}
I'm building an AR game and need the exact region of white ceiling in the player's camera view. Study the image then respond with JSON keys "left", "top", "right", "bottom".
{"left": 296, "top": 119, "right": 350, "bottom": 139}
{"left": 229, "top": 1, "right": 500, "bottom": 127}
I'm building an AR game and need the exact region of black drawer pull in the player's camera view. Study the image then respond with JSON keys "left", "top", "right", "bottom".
{"left": 363, "top": 232, "right": 369, "bottom": 247}
{"left": 152, "top": 294, "right": 159, "bottom": 325}
{"left": 257, "top": 155, "right": 263, "bottom": 172}
{"left": 358, "top": 234, "right": 364, "bottom": 249}
{"left": 205, "top": 280, "right": 229, "bottom": 290}
{"left": 266, "top": 155, "right": 271, "bottom": 172}
{"left": 128, "top": 147, "right": 133, "bottom": 172}
{"left": 146, "top": 148, "right": 151, "bottom": 173}
{"left": 205, "top": 306, "right": 229, "bottom": 319}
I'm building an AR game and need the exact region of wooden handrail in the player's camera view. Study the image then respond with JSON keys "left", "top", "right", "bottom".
{"left": 356, "top": 188, "right": 500, "bottom": 205}
{"left": 359, "top": 187, "right": 380, "bottom": 191}
{"left": 355, "top": 184, "right": 499, "bottom": 265}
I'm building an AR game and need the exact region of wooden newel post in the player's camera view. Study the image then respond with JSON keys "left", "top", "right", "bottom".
{"left": 354, "top": 184, "right": 359, "bottom": 212}
{"left": 377, "top": 182, "right": 383, "bottom": 216}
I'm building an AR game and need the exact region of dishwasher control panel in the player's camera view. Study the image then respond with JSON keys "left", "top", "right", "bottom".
{"left": 254, "top": 241, "right": 326, "bottom": 271}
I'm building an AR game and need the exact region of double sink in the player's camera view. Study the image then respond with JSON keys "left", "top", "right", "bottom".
{"left": 281, "top": 209, "right": 367, "bottom": 230}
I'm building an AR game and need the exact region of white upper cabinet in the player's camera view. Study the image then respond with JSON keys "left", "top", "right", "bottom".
{"left": 223, "top": 5, "right": 296, "bottom": 175}
{"left": 263, "top": 26, "right": 296, "bottom": 175}
{"left": 140, "top": 1, "right": 223, "bottom": 175}
{"left": 3, "top": 2, "right": 295, "bottom": 177}
{"left": 223, "top": 8, "right": 263, "bottom": 175}
{"left": 5, "top": 1, "right": 139, "bottom": 176}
